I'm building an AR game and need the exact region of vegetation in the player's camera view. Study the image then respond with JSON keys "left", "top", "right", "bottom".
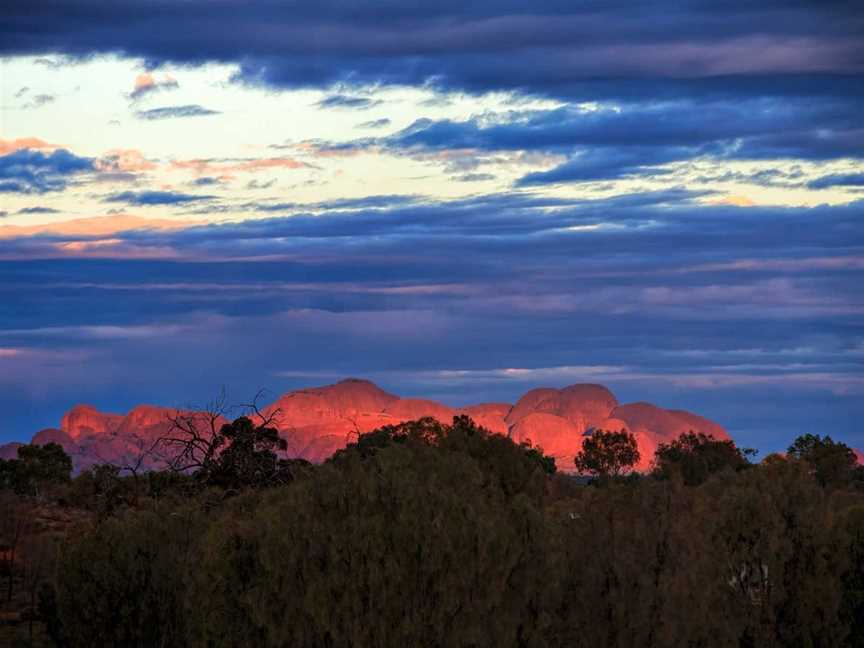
{"left": 574, "top": 428, "right": 640, "bottom": 477}
{"left": 0, "top": 416, "right": 863, "bottom": 647}
{"left": 653, "top": 431, "right": 753, "bottom": 486}
{"left": 0, "top": 443, "right": 72, "bottom": 497}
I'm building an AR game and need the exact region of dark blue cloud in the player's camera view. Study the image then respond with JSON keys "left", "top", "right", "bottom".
{"left": 357, "top": 118, "right": 391, "bottom": 129}
{"left": 0, "top": 148, "right": 94, "bottom": 193}
{"left": 316, "top": 94, "right": 381, "bottom": 110}
{"left": 192, "top": 176, "right": 223, "bottom": 186}
{"left": 252, "top": 194, "right": 419, "bottom": 213}
{"left": 1, "top": 192, "right": 862, "bottom": 452}
{"left": 1, "top": 2, "right": 861, "bottom": 102}
{"left": 456, "top": 173, "right": 495, "bottom": 182}
{"left": 807, "top": 172, "right": 864, "bottom": 190}
{"left": 17, "top": 206, "right": 60, "bottom": 214}
{"left": 517, "top": 147, "right": 695, "bottom": 184}
{"left": 104, "top": 190, "right": 215, "bottom": 205}
{"left": 363, "top": 101, "right": 862, "bottom": 184}
{"left": 134, "top": 104, "right": 220, "bottom": 120}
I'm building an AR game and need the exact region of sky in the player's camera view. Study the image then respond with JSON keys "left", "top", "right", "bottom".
{"left": 0, "top": 1, "right": 862, "bottom": 453}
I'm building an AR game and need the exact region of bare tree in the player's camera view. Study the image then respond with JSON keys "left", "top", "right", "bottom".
{"left": 157, "top": 388, "right": 233, "bottom": 474}
{"left": 155, "top": 388, "right": 290, "bottom": 476}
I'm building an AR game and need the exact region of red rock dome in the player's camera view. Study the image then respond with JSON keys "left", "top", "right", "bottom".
{"left": 18, "top": 379, "right": 731, "bottom": 475}
{"left": 457, "top": 403, "right": 511, "bottom": 435}
{"left": 61, "top": 405, "right": 122, "bottom": 439}
{"left": 507, "top": 384, "right": 618, "bottom": 431}
{"left": 508, "top": 412, "right": 584, "bottom": 472}
{"left": 384, "top": 398, "right": 455, "bottom": 423}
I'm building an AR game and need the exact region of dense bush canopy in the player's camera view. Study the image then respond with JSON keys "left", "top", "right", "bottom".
{"left": 2, "top": 420, "right": 863, "bottom": 647}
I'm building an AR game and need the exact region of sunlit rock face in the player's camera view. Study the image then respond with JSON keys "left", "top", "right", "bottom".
{"left": 855, "top": 448, "right": 864, "bottom": 465}
{"left": 610, "top": 402, "right": 732, "bottom": 471}
{"left": 457, "top": 403, "right": 511, "bottom": 435}
{"left": 384, "top": 398, "right": 456, "bottom": 423}
{"left": 60, "top": 404, "right": 123, "bottom": 439}
{"left": 6, "top": 379, "right": 732, "bottom": 474}
{"left": 508, "top": 412, "right": 584, "bottom": 472}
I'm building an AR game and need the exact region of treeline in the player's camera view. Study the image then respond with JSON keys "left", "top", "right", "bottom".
{"left": 1, "top": 416, "right": 863, "bottom": 647}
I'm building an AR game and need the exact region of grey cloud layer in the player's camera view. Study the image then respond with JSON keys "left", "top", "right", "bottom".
{"left": 2, "top": 192, "right": 862, "bottom": 451}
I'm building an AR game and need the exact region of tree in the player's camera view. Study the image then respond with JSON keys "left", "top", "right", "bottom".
{"left": 787, "top": 433, "right": 857, "bottom": 487}
{"left": 574, "top": 428, "right": 640, "bottom": 478}
{"left": 199, "top": 416, "right": 294, "bottom": 489}
{"left": 0, "top": 443, "right": 72, "bottom": 496}
{"left": 653, "top": 431, "right": 752, "bottom": 486}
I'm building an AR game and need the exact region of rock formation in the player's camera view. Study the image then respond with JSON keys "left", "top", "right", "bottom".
{"left": 0, "top": 378, "right": 733, "bottom": 474}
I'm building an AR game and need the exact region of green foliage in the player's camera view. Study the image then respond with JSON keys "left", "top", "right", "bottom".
{"left": 196, "top": 416, "right": 294, "bottom": 489}
{"left": 38, "top": 419, "right": 864, "bottom": 647}
{"left": 837, "top": 504, "right": 864, "bottom": 647}
{"left": 788, "top": 433, "right": 858, "bottom": 487}
{"left": 55, "top": 505, "right": 207, "bottom": 647}
{"left": 0, "top": 443, "right": 72, "bottom": 496}
{"left": 654, "top": 431, "right": 751, "bottom": 486}
{"left": 334, "top": 415, "right": 556, "bottom": 500}
{"left": 574, "top": 428, "right": 640, "bottom": 477}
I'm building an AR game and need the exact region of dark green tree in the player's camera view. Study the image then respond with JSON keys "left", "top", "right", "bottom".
{"left": 574, "top": 428, "right": 640, "bottom": 478}
{"left": 653, "top": 431, "right": 751, "bottom": 486}
{"left": 0, "top": 442, "right": 72, "bottom": 496}
{"left": 788, "top": 433, "right": 857, "bottom": 487}
{"left": 198, "top": 416, "right": 292, "bottom": 489}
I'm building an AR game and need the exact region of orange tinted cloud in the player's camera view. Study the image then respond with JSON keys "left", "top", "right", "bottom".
{"left": 130, "top": 72, "right": 179, "bottom": 99}
{"left": 53, "top": 238, "right": 182, "bottom": 258}
{"left": 95, "top": 148, "right": 157, "bottom": 173}
{"left": 0, "top": 137, "right": 58, "bottom": 155}
{"left": 0, "top": 213, "right": 201, "bottom": 239}
{"left": 711, "top": 194, "right": 756, "bottom": 207}
{"left": 170, "top": 157, "right": 307, "bottom": 175}
{"left": 134, "top": 73, "right": 156, "bottom": 91}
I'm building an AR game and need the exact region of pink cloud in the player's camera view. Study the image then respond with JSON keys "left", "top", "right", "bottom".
{"left": 0, "top": 137, "right": 58, "bottom": 155}
{"left": 0, "top": 214, "right": 201, "bottom": 239}
{"left": 130, "top": 72, "right": 179, "bottom": 99}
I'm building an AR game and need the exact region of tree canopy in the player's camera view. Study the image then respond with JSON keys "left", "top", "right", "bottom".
{"left": 787, "top": 433, "right": 858, "bottom": 487}
{"left": 0, "top": 442, "right": 72, "bottom": 496}
{"left": 574, "top": 428, "right": 640, "bottom": 477}
{"left": 653, "top": 431, "right": 752, "bottom": 486}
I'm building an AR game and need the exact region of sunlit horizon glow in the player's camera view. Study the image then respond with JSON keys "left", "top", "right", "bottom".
{"left": 1, "top": 2, "right": 862, "bottom": 453}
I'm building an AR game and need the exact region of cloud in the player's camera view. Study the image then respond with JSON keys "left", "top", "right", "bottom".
{"left": 0, "top": 137, "right": 57, "bottom": 155}
{"left": 94, "top": 149, "right": 157, "bottom": 173}
{"left": 0, "top": 148, "right": 94, "bottom": 193}
{"left": 191, "top": 176, "right": 224, "bottom": 186}
{"left": 134, "top": 104, "right": 220, "bottom": 120}
{"left": 129, "top": 72, "right": 179, "bottom": 100}
{"left": 516, "top": 147, "right": 693, "bottom": 184}
{"left": 456, "top": 173, "right": 495, "bottom": 182}
{"left": 3, "top": 2, "right": 860, "bottom": 103}
{"left": 346, "top": 101, "right": 864, "bottom": 184}
{"left": 17, "top": 206, "right": 60, "bottom": 214}
{"left": 357, "top": 118, "right": 391, "bottom": 129}
{"left": 316, "top": 94, "right": 382, "bottom": 110}
{"left": 169, "top": 157, "right": 306, "bottom": 175}
{"left": 103, "top": 190, "right": 215, "bottom": 205}
{"left": 0, "top": 213, "right": 200, "bottom": 239}
{"left": 807, "top": 172, "right": 864, "bottom": 190}
{"left": 2, "top": 190, "right": 862, "bottom": 449}
{"left": 246, "top": 178, "right": 276, "bottom": 190}
{"left": 22, "top": 93, "right": 56, "bottom": 109}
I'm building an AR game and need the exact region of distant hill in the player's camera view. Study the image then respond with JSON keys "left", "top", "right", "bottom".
{"left": 0, "top": 378, "right": 775, "bottom": 474}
